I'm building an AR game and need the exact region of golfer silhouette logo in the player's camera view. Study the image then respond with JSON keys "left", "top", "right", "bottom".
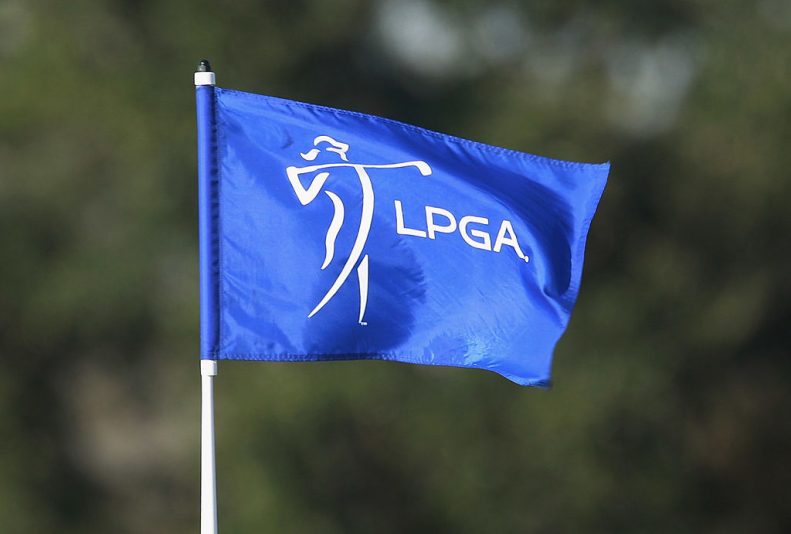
{"left": 286, "top": 135, "right": 432, "bottom": 325}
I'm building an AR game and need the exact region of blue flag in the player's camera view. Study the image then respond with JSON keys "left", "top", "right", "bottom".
{"left": 196, "top": 84, "right": 609, "bottom": 386}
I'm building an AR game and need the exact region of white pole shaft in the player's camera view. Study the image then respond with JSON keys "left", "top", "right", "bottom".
{"left": 201, "top": 360, "right": 218, "bottom": 534}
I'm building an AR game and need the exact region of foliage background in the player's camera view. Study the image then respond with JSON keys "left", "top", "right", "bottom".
{"left": 1, "top": 0, "right": 789, "bottom": 532}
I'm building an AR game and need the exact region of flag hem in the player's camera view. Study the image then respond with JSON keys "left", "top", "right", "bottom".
{"left": 205, "top": 352, "right": 551, "bottom": 388}
{"left": 197, "top": 85, "right": 221, "bottom": 358}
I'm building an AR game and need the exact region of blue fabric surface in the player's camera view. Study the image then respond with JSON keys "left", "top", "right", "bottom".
{"left": 196, "top": 85, "right": 609, "bottom": 386}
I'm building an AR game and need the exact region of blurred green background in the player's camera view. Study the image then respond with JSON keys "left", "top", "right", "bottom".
{"left": 1, "top": 0, "right": 790, "bottom": 532}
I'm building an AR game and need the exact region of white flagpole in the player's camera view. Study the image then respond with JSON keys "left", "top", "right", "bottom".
{"left": 200, "top": 360, "right": 218, "bottom": 534}
{"left": 195, "top": 59, "right": 219, "bottom": 534}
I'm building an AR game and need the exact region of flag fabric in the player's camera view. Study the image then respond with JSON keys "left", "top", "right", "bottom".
{"left": 196, "top": 85, "right": 609, "bottom": 386}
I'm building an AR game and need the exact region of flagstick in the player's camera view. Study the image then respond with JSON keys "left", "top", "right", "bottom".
{"left": 201, "top": 360, "right": 218, "bottom": 534}
{"left": 195, "top": 59, "right": 219, "bottom": 534}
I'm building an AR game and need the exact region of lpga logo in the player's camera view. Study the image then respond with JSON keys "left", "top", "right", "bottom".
{"left": 286, "top": 135, "right": 529, "bottom": 325}
{"left": 287, "top": 136, "right": 432, "bottom": 325}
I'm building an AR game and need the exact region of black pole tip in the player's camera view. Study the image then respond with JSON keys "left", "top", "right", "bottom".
{"left": 197, "top": 59, "right": 212, "bottom": 72}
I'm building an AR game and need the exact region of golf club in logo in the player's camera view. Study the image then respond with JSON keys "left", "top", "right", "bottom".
{"left": 286, "top": 135, "right": 432, "bottom": 325}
